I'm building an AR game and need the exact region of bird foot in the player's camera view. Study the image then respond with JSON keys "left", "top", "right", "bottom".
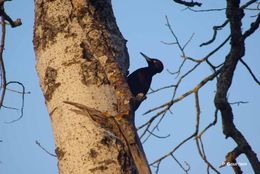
{"left": 130, "top": 93, "right": 147, "bottom": 111}
{"left": 136, "top": 93, "right": 147, "bottom": 102}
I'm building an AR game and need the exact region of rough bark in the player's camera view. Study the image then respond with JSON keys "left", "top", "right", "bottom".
{"left": 214, "top": 0, "right": 260, "bottom": 173}
{"left": 33, "top": 0, "right": 150, "bottom": 173}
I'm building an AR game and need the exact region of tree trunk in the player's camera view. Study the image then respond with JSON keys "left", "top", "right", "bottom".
{"left": 33, "top": 0, "right": 150, "bottom": 174}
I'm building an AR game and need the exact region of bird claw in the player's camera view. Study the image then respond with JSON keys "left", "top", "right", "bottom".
{"left": 136, "top": 93, "right": 147, "bottom": 102}
{"left": 130, "top": 93, "right": 147, "bottom": 111}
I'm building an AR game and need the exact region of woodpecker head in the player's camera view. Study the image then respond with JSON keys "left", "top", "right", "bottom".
{"left": 140, "top": 52, "right": 164, "bottom": 73}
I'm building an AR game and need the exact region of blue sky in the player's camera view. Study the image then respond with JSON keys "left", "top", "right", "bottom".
{"left": 0, "top": 0, "right": 259, "bottom": 174}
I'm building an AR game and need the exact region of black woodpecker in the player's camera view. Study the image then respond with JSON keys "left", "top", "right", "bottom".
{"left": 127, "top": 52, "right": 164, "bottom": 111}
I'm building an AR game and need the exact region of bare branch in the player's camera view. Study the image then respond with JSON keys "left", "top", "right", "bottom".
{"left": 194, "top": 92, "right": 220, "bottom": 174}
{"left": 198, "top": 0, "right": 258, "bottom": 48}
{"left": 4, "top": 87, "right": 30, "bottom": 94}
{"left": 183, "top": 33, "right": 195, "bottom": 50}
{"left": 197, "top": 109, "right": 218, "bottom": 138}
{"left": 240, "top": 58, "right": 260, "bottom": 85}
{"left": 1, "top": 104, "right": 19, "bottom": 110}
{"left": 140, "top": 111, "right": 168, "bottom": 143}
{"left": 4, "top": 81, "right": 26, "bottom": 123}
{"left": 0, "top": 1, "right": 23, "bottom": 114}
{"left": 194, "top": 92, "right": 200, "bottom": 135}
{"left": 165, "top": 16, "right": 186, "bottom": 57}
{"left": 0, "top": 15, "right": 6, "bottom": 108}
{"left": 35, "top": 140, "right": 57, "bottom": 157}
{"left": 196, "top": 138, "right": 220, "bottom": 174}
{"left": 220, "top": 147, "right": 243, "bottom": 174}
{"left": 200, "top": 20, "right": 229, "bottom": 47}
{"left": 240, "top": 0, "right": 258, "bottom": 9}
{"left": 146, "top": 130, "right": 170, "bottom": 139}
{"left": 151, "top": 160, "right": 161, "bottom": 174}
{"left": 214, "top": 0, "right": 260, "bottom": 173}
{"left": 148, "top": 85, "right": 176, "bottom": 95}
{"left": 229, "top": 101, "right": 249, "bottom": 106}
{"left": 185, "top": 7, "right": 226, "bottom": 12}
{"left": 184, "top": 35, "right": 230, "bottom": 65}
{"left": 144, "top": 70, "right": 220, "bottom": 115}
{"left": 204, "top": 35, "right": 231, "bottom": 60}
{"left": 145, "top": 0, "right": 260, "bottom": 173}
{"left": 150, "top": 132, "right": 196, "bottom": 166}
{"left": 243, "top": 13, "right": 260, "bottom": 39}
{"left": 0, "top": 1, "right": 22, "bottom": 28}
{"left": 172, "top": 0, "right": 202, "bottom": 7}
{"left": 160, "top": 41, "right": 177, "bottom": 45}
{"left": 171, "top": 154, "right": 190, "bottom": 174}
{"left": 167, "top": 58, "right": 187, "bottom": 78}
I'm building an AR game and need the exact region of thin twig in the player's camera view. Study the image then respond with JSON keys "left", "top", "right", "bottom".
{"left": 148, "top": 85, "right": 176, "bottom": 94}
{"left": 149, "top": 132, "right": 196, "bottom": 166}
{"left": 197, "top": 109, "right": 218, "bottom": 138}
{"left": 164, "top": 16, "right": 195, "bottom": 78}
{"left": 194, "top": 92, "right": 220, "bottom": 174}
{"left": 240, "top": 58, "right": 260, "bottom": 85}
{"left": 1, "top": 104, "right": 19, "bottom": 110}
{"left": 196, "top": 138, "right": 220, "bottom": 174}
{"left": 4, "top": 87, "right": 30, "bottom": 94}
{"left": 200, "top": 20, "right": 229, "bottom": 47}
{"left": 185, "top": 7, "right": 226, "bottom": 12}
{"left": 4, "top": 81, "right": 26, "bottom": 123}
{"left": 171, "top": 154, "right": 190, "bottom": 174}
{"left": 146, "top": 129, "right": 170, "bottom": 139}
{"left": 173, "top": 0, "right": 202, "bottom": 7}
{"left": 35, "top": 140, "right": 57, "bottom": 157}
{"left": 141, "top": 112, "right": 168, "bottom": 143}
{"left": 198, "top": 0, "right": 258, "bottom": 48}
{"left": 185, "top": 35, "right": 231, "bottom": 63}
{"left": 240, "top": 0, "right": 258, "bottom": 9}
{"left": 243, "top": 13, "right": 260, "bottom": 39}
{"left": 229, "top": 101, "right": 249, "bottom": 106}
{"left": 152, "top": 160, "right": 161, "bottom": 174}
{"left": 183, "top": 33, "right": 195, "bottom": 50}
{"left": 0, "top": 15, "right": 6, "bottom": 108}
{"left": 0, "top": 1, "right": 24, "bottom": 114}
{"left": 165, "top": 16, "right": 185, "bottom": 57}
{"left": 144, "top": 70, "right": 220, "bottom": 115}
{"left": 160, "top": 41, "right": 177, "bottom": 45}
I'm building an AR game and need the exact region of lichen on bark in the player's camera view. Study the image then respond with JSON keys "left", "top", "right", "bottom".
{"left": 44, "top": 66, "right": 61, "bottom": 101}
{"left": 80, "top": 58, "right": 109, "bottom": 86}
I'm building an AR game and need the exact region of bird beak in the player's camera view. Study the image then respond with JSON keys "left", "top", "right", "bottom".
{"left": 140, "top": 52, "right": 151, "bottom": 62}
